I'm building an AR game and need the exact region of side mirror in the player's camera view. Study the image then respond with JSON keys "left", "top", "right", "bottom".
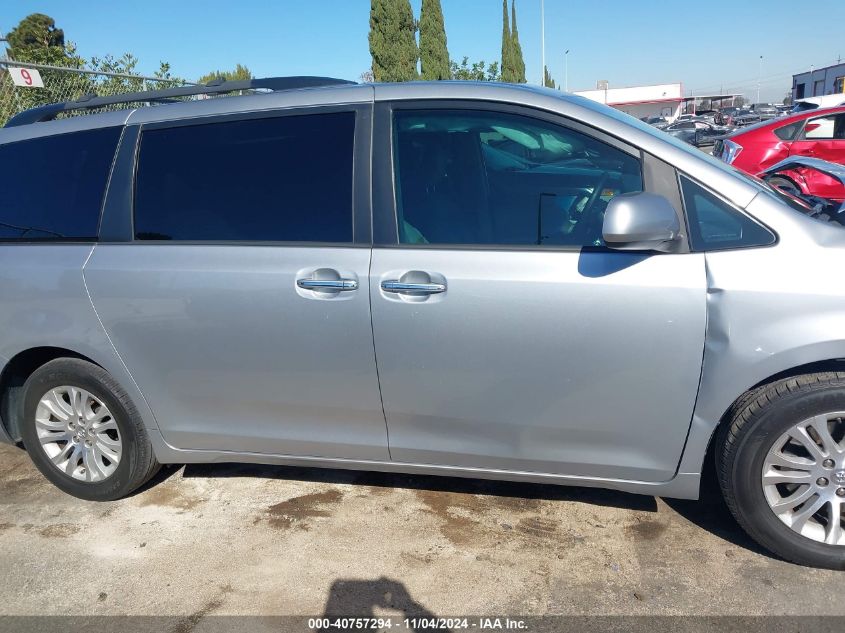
{"left": 602, "top": 192, "right": 681, "bottom": 253}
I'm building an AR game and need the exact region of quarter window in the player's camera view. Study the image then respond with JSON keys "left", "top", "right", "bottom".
{"left": 773, "top": 121, "right": 802, "bottom": 141}
{"left": 134, "top": 112, "right": 356, "bottom": 242}
{"left": 680, "top": 176, "right": 775, "bottom": 250}
{"left": 0, "top": 127, "right": 121, "bottom": 240}
{"left": 392, "top": 110, "right": 642, "bottom": 247}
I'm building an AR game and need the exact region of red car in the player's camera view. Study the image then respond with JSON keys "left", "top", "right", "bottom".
{"left": 714, "top": 105, "right": 845, "bottom": 201}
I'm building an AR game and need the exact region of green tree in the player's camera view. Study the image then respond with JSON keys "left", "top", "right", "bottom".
{"left": 1, "top": 14, "right": 89, "bottom": 126}
{"left": 511, "top": 1, "right": 526, "bottom": 83}
{"left": 369, "top": 0, "right": 419, "bottom": 82}
{"left": 5, "top": 13, "right": 64, "bottom": 56}
{"left": 450, "top": 57, "right": 500, "bottom": 82}
{"left": 500, "top": 0, "right": 514, "bottom": 82}
{"left": 419, "top": 0, "right": 450, "bottom": 80}
{"left": 543, "top": 66, "right": 555, "bottom": 89}
{"left": 1, "top": 13, "right": 185, "bottom": 126}
{"left": 198, "top": 64, "right": 253, "bottom": 84}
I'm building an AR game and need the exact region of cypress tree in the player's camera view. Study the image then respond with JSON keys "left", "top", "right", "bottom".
{"left": 500, "top": 0, "right": 513, "bottom": 82}
{"left": 369, "top": 0, "right": 419, "bottom": 82}
{"left": 511, "top": 1, "right": 526, "bottom": 83}
{"left": 419, "top": 0, "right": 450, "bottom": 80}
{"left": 544, "top": 66, "right": 556, "bottom": 89}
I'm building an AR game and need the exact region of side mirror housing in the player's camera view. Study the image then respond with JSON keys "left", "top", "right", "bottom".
{"left": 602, "top": 192, "right": 681, "bottom": 253}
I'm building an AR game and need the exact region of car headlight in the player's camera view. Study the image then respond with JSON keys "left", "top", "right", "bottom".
{"left": 722, "top": 139, "right": 743, "bottom": 164}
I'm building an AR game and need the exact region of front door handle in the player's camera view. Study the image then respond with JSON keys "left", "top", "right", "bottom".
{"left": 381, "top": 280, "right": 446, "bottom": 295}
{"left": 297, "top": 278, "right": 359, "bottom": 291}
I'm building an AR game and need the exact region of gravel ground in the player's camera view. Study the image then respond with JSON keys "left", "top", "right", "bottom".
{"left": 0, "top": 441, "right": 841, "bottom": 626}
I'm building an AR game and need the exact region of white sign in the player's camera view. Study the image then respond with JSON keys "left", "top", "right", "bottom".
{"left": 7, "top": 67, "right": 44, "bottom": 88}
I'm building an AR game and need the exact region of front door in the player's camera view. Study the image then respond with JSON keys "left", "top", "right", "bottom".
{"left": 86, "top": 107, "right": 389, "bottom": 460}
{"left": 369, "top": 104, "right": 707, "bottom": 482}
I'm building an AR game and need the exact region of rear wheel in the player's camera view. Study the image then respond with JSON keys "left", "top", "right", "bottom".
{"left": 20, "top": 358, "right": 160, "bottom": 501}
{"left": 718, "top": 372, "right": 845, "bottom": 569}
{"left": 765, "top": 176, "right": 802, "bottom": 198}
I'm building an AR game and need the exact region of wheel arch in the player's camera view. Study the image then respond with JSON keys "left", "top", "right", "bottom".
{"left": 0, "top": 346, "right": 103, "bottom": 443}
{"left": 692, "top": 357, "right": 845, "bottom": 480}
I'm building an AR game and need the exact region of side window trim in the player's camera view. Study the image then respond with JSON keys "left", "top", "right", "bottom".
{"left": 372, "top": 99, "right": 644, "bottom": 250}
{"left": 99, "top": 125, "right": 139, "bottom": 242}
{"left": 127, "top": 104, "right": 371, "bottom": 246}
{"left": 642, "top": 154, "right": 690, "bottom": 254}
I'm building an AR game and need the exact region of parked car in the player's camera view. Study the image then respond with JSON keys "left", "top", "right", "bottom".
{"left": 751, "top": 103, "right": 780, "bottom": 120}
{"left": 3, "top": 78, "right": 845, "bottom": 569}
{"left": 714, "top": 105, "right": 845, "bottom": 198}
{"left": 641, "top": 115, "right": 669, "bottom": 129}
{"left": 793, "top": 95, "right": 845, "bottom": 113}
{"left": 762, "top": 156, "right": 845, "bottom": 205}
{"left": 732, "top": 110, "right": 762, "bottom": 127}
{"left": 664, "top": 119, "right": 730, "bottom": 147}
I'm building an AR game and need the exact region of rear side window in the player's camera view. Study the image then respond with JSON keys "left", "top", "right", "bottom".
{"left": 680, "top": 176, "right": 775, "bottom": 251}
{"left": 134, "top": 112, "right": 355, "bottom": 242}
{"left": 0, "top": 127, "right": 121, "bottom": 240}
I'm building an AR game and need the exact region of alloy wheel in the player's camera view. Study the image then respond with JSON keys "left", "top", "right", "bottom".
{"left": 762, "top": 412, "right": 845, "bottom": 546}
{"left": 34, "top": 386, "right": 122, "bottom": 482}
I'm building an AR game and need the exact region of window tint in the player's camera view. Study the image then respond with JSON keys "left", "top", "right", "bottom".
{"left": 803, "top": 114, "right": 845, "bottom": 140}
{"left": 0, "top": 127, "right": 121, "bottom": 240}
{"left": 392, "top": 110, "right": 642, "bottom": 247}
{"left": 134, "top": 112, "right": 355, "bottom": 242}
{"left": 680, "top": 176, "right": 775, "bottom": 251}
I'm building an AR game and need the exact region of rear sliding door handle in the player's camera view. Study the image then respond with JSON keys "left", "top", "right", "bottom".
{"left": 381, "top": 280, "right": 446, "bottom": 295}
{"left": 297, "top": 278, "right": 359, "bottom": 291}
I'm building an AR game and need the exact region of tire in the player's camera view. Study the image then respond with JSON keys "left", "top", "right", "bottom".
{"left": 765, "top": 176, "right": 802, "bottom": 198}
{"left": 717, "top": 372, "right": 845, "bottom": 569}
{"left": 20, "top": 358, "right": 160, "bottom": 501}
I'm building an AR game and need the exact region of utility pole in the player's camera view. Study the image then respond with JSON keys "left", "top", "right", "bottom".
{"left": 757, "top": 55, "right": 763, "bottom": 104}
{"left": 565, "top": 49, "right": 570, "bottom": 92}
{"left": 540, "top": 0, "right": 545, "bottom": 86}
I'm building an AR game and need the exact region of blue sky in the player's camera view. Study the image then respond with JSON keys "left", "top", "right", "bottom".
{"left": 2, "top": 0, "right": 843, "bottom": 101}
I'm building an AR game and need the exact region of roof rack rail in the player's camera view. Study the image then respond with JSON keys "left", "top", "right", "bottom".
{"left": 4, "top": 76, "right": 357, "bottom": 128}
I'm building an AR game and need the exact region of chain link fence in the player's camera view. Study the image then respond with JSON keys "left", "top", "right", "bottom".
{"left": 0, "top": 59, "right": 195, "bottom": 126}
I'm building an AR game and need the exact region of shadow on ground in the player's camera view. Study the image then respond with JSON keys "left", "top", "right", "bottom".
{"left": 181, "top": 461, "right": 658, "bottom": 513}
{"left": 177, "top": 452, "right": 780, "bottom": 560}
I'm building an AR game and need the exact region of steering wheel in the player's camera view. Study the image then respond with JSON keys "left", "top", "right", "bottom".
{"left": 569, "top": 173, "right": 609, "bottom": 245}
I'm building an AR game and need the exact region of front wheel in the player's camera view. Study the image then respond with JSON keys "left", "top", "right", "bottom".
{"left": 20, "top": 358, "right": 160, "bottom": 501}
{"left": 718, "top": 372, "right": 845, "bottom": 569}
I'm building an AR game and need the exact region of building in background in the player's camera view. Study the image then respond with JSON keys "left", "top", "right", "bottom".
{"left": 793, "top": 62, "right": 845, "bottom": 101}
{"left": 574, "top": 82, "right": 741, "bottom": 122}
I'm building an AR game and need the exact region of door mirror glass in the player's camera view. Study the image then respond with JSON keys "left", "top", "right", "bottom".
{"left": 602, "top": 192, "right": 681, "bottom": 252}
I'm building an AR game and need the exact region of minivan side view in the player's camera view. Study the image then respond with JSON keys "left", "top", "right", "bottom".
{"left": 1, "top": 77, "right": 844, "bottom": 570}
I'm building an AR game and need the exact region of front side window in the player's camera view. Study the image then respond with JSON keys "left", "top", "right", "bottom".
{"left": 392, "top": 110, "right": 642, "bottom": 247}
{"left": 0, "top": 127, "right": 121, "bottom": 240}
{"left": 680, "top": 175, "right": 775, "bottom": 251}
{"left": 134, "top": 112, "right": 355, "bottom": 242}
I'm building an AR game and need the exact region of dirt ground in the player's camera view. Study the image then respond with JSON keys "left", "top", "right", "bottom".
{"left": 0, "top": 441, "right": 842, "bottom": 626}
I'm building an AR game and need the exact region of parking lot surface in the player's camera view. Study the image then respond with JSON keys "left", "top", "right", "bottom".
{"left": 0, "top": 442, "right": 842, "bottom": 621}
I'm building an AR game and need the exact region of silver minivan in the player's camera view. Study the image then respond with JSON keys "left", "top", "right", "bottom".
{"left": 1, "top": 78, "right": 844, "bottom": 569}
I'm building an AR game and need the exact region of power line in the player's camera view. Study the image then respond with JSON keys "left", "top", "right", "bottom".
{"left": 687, "top": 56, "right": 844, "bottom": 95}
